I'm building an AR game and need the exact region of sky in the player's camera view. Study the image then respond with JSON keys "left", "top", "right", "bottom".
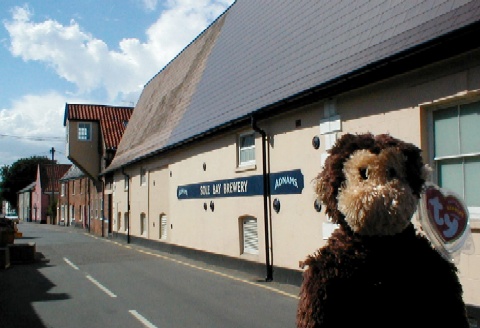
{"left": 0, "top": 0, "right": 234, "bottom": 168}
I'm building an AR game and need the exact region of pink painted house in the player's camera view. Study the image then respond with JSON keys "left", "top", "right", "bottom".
{"left": 31, "top": 164, "right": 71, "bottom": 224}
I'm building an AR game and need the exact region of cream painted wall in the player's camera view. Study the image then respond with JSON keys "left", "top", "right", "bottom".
{"left": 148, "top": 166, "right": 170, "bottom": 241}
{"left": 110, "top": 49, "right": 480, "bottom": 307}
{"left": 167, "top": 134, "right": 266, "bottom": 261}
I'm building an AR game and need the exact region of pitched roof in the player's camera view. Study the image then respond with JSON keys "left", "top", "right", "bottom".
{"left": 40, "top": 164, "right": 72, "bottom": 193}
{"left": 59, "top": 165, "right": 85, "bottom": 181}
{"left": 107, "top": 0, "right": 480, "bottom": 172}
{"left": 18, "top": 181, "right": 35, "bottom": 193}
{"left": 64, "top": 104, "right": 134, "bottom": 150}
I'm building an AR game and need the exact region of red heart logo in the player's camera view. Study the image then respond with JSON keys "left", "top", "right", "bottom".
{"left": 424, "top": 185, "right": 468, "bottom": 244}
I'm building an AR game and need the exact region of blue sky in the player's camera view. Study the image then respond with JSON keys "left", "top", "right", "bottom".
{"left": 0, "top": 0, "right": 233, "bottom": 167}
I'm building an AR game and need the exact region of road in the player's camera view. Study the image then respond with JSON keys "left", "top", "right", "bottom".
{"left": 0, "top": 223, "right": 300, "bottom": 327}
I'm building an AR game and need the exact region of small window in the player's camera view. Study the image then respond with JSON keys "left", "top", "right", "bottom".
{"left": 72, "top": 181, "right": 75, "bottom": 195}
{"left": 78, "top": 122, "right": 91, "bottom": 141}
{"left": 61, "top": 183, "right": 65, "bottom": 196}
{"left": 124, "top": 212, "right": 129, "bottom": 232}
{"left": 241, "top": 217, "right": 259, "bottom": 255}
{"left": 238, "top": 132, "right": 255, "bottom": 166}
{"left": 140, "top": 213, "right": 147, "bottom": 236}
{"left": 160, "top": 215, "right": 167, "bottom": 240}
{"left": 140, "top": 168, "right": 147, "bottom": 186}
{"left": 124, "top": 176, "right": 129, "bottom": 191}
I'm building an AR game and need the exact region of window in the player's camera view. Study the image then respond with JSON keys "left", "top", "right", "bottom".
{"left": 124, "top": 212, "right": 129, "bottom": 232}
{"left": 61, "top": 205, "right": 66, "bottom": 222}
{"left": 124, "top": 176, "right": 129, "bottom": 191}
{"left": 78, "top": 122, "right": 91, "bottom": 141}
{"left": 70, "top": 205, "right": 75, "bottom": 224}
{"left": 117, "top": 212, "right": 122, "bottom": 231}
{"left": 241, "top": 216, "right": 259, "bottom": 254}
{"left": 432, "top": 100, "right": 480, "bottom": 218}
{"left": 140, "top": 168, "right": 147, "bottom": 186}
{"left": 238, "top": 132, "right": 255, "bottom": 166}
{"left": 140, "top": 213, "right": 147, "bottom": 236}
{"left": 160, "top": 215, "right": 167, "bottom": 240}
{"left": 72, "top": 181, "right": 75, "bottom": 195}
{"left": 61, "top": 183, "right": 65, "bottom": 196}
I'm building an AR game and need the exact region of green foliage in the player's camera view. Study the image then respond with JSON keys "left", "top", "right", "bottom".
{"left": 47, "top": 198, "right": 58, "bottom": 219}
{"left": 0, "top": 156, "right": 55, "bottom": 208}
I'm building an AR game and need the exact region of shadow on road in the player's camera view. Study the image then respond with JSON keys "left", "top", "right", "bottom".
{"left": 0, "top": 252, "right": 70, "bottom": 327}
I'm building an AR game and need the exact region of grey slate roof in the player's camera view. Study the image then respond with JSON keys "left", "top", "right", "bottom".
{"left": 107, "top": 0, "right": 480, "bottom": 172}
{"left": 60, "top": 165, "right": 85, "bottom": 181}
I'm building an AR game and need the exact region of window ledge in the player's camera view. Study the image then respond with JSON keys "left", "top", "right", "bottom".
{"left": 236, "top": 164, "right": 257, "bottom": 173}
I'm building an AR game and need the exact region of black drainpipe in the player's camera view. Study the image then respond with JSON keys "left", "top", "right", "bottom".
{"left": 251, "top": 116, "right": 273, "bottom": 282}
{"left": 101, "top": 179, "right": 105, "bottom": 238}
{"left": 122, "top": 167, "right": 131, "bottom": 244}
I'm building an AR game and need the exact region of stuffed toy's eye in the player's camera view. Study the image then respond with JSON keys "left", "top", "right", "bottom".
{"left": 386, "top": 167, "right": 397, "bottom": 179}
{"left": 359, "top": 168, "right": 368, "bottom": 180}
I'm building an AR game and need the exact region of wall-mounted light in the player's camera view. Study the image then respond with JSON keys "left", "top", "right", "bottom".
{"left": 314, "top": 199, "right": 322, "bottom": 212}
{"left": 210, "top": 201, "right": 214, "bottom": 212}
{"left": 203, "top": 162, "right": 206, "bottom": 171}
{"left": 203, "top": 202, "right": 208, "bottom": 211}
{"left": 312, "top": 136, "right": 320, "bottom": 149}
{"left": 273, "top": 198, "right": 281, "bottom": 213}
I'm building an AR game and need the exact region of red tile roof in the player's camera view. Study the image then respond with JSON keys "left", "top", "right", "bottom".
{"left": 40, "top": 164, "right": 72, "bottom": 193}
{"left": 64, "top": 104, "right": 134, "bottom": 150}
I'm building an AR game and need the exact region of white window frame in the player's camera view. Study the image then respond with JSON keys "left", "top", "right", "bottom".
{"left": 61, "top": 183, "right": 65, "bottom": 196}
{"left": 78, "top": 122, "right": 92, "bottom": 141}
{"left": 238, "top": 132, "right": 256, "bottom": 167}
{"left": 428, "top": 96, "right": 480, "bottom": 220}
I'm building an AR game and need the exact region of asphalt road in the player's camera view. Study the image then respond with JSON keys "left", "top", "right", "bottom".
{"left": 1, "top": 223, "right": 300, "bottom": 327}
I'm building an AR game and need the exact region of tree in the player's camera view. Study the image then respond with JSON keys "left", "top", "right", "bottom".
{"left": 0, "top": 156, "right": 55, "bottom": 208}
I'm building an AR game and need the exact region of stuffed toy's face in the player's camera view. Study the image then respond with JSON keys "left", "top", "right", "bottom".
{"left": 337, "top": 147, "right": 417, "bottom": 236}
{"left": 317, "top": 133, "right": 426, "bottom": 237}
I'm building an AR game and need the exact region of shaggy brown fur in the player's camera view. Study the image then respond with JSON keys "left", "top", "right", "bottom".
{"left": 297, "top": 133, "right": 468, "bottom": 328}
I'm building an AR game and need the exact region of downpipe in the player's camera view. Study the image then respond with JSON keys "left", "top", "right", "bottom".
{"left": 122, "top": 167, "right": 131, "bottom": 244}
{"left": 251, "top": 116, "right": 273, "bottom": 282}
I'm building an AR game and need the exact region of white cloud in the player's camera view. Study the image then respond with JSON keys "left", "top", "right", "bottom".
{"left": 4, "top": 0, "right": 234, "bottom": 102}
{"left": 0, "top": 91, "right": 84, "bottom": 166}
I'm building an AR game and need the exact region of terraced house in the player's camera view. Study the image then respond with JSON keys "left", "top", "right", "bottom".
{"left": 64, "top": 1, "right": 480, "bottom": 315}
{"left": 63, "top": 104, "right": 134, "bottom": 235}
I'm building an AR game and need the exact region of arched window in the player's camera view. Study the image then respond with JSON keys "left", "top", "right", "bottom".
{"left": 140, "top": 213, "right": 147, "bottom": 236}
{"left": 159, "top": 214, "right": 167, "bottom": 240}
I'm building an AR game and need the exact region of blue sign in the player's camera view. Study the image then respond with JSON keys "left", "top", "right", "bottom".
{"left": 177, "top": 169, "right": 304, "bottom": 199}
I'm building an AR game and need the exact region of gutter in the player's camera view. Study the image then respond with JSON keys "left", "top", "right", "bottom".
{"left": 251, "top": 115, "right": 273, "bottom": 282}
{"left": 122, "top": 166, "right": 131, "bottom": 244}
